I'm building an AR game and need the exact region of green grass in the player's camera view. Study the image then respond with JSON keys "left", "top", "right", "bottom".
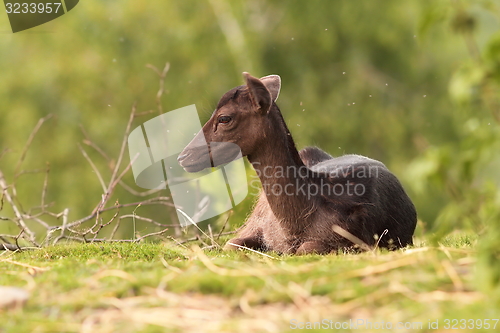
{"left": 1, "top": 234, "right": 498, "bottom": 333}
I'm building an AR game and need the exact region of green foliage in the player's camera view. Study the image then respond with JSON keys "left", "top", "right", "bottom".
{"left": 405, "top": 0, "right": 500, "bottom": 227}
{"left": 406, "top": 118, "right": 500, "bottom": 238}
{"left": 477, "top": 227, "right": 500, "bottom": 305}
{"left": 406, "top": 1, "right": 500, "bottom": 302}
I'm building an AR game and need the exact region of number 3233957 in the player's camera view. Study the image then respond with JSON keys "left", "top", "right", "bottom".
{"left": 5, "top": 2, "right": 62, "bottom": 14}
{"left": 443, "top": 319, "right": 498, "bottom": 330}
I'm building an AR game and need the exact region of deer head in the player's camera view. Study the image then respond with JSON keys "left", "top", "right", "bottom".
{"left": 178, "top": 72, "right": 281, "bottom": 172}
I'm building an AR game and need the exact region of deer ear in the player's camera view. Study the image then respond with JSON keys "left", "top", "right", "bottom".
{"left": 260, "top": 75, "right": 281, "bottom": 102}
{"left": 243, "top": 72, "right": 272, "bottom": 114}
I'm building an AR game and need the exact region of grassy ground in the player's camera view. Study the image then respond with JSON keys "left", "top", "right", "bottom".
{"left": 0, "top": 234, "right": 498, "bottom": 333}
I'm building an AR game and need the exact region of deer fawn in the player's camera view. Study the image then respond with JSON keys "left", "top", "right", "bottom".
{"left": 178, "top": 72, "right": 417, "bottom": 254}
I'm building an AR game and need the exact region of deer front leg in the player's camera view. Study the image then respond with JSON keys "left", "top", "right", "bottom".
{"left": 225, "top": 192, "right": 270, "bottom": 252}
{"left": 295, "top": 241, "right": 331, "bottom": 255}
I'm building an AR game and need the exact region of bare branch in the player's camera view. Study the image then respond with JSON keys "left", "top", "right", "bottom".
{"left": 13, "top": 169, "right": 47, "bottom": 176}
{"left": 41, "top": 163, "right": 50, "bottom": 212}
{"left": 0, "top": 187, "right": 4, "bottom": 212}
{"left": 14, "top": 114, "right": 53, "bottom": 176}
{"left": 0, "top": 243, "right": 22, "bottom": 251}
{"left": 147, "top": 62, "right": 170, "bottom": 115}
{"left": 60, "top": 197, "right": 173, "bottom": 230}
{"left": 78, "top": 143, "right": 107, "bottom": 193}
{"left": 118, "top": 180, "right": 162, "bottom": 197}
{"left": 119, "top": 214, "right": 177, "bottom": 228}
{"left": 24, "top": 215, "right": 50, "bottom": 229}
{"left": 179, "top": 230, "right": 237, "bottom": 245}
{"left": 0, "top": 169, "right": 38, "bottom": 246}
{"left": 145, "top": 64, "right": 162, "bottom": 77}
{"left": 80, "top": 124, "right": 111, "bottom": 162}
{"left": 111, "top": 103, "right": 137, "bottom": 189}
{"left": 95, "top": 103, "right": 138, "bottom": 215}
{"left": 109, "top": 217, "right": 122, "bottom": 240}
{"left": 0, "top": 65, "right": 225, "bottom": 247}
{"left": 134, "top": 227, "right": 169, "bottom": 242}
{"left": 134, "top": 110, "right": 156, "bottom": 117}
{"left": 216, "top": 210, "right": 232, "bottom": 241}
{"left": 0, "top": 148, "right": 10, "bottom": 161}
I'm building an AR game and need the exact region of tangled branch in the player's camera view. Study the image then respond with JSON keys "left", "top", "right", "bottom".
{"left": 0, "top": 62, "right": 232, "bottom": 250}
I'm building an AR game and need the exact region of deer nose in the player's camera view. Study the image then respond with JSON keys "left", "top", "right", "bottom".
{"left": 177, "top": 153, "right": 188, "bottom": 162}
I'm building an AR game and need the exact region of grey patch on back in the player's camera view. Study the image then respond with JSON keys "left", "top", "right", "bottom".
{"left": 310, "top": 154, "right": 387, "bottom": 175}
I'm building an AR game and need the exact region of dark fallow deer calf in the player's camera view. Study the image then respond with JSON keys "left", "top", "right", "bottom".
{"left": 178, "top": 72, "right": 417, "bottom": 255}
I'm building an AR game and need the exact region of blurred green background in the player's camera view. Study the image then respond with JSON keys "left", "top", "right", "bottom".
{"left": 1, "top": 0, "right": 499, "bottom": 245}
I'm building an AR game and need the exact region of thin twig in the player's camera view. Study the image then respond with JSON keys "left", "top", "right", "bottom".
{"left": 78, "top": 144, "right": 107, "bottom": 193}
{"left": 14, "top": 114, "right": 53, "bottom": 176}
{"left": 80, "top": 125, "right": 111, "bottom": 162}
{"left": 61, "top": 197, "right": 173, "bottom": 230}
{"left": 134, "top": 110, "right": 156, "bottom": 117}
{"left": 118, "top": 181, "right": 162, "bottom": 197}
{"left": 179, "top": 231, "right": 237, "bottom": 244}
{"left": 0, "top": 243, "right": 22, "bottom": 251}
{"left": 119, "top": 214, "right": 175, "bottom": 227}
{"left": 96, "top": 103, "right": 137, "bottom": 215}
{"left": 0, "top": 187, "right": 4, "bottom": 212}
{"left": 134, "top": 227, "right": 170, "bottom": 242}
{"left": 40, "top": 163, "right": 50, "bottom": 212}
{"left": 25, "top": 216, "right": 50, "bottom": 229}
{"left": 146, "top": 62, "right": 170, "bottom": 115}
{"left": 90, "top": 204, "right": 120, "bottom": 241}
{"left": 52, "top": 209, "right": 70, "bottom": 244}
{"left": 216, "top": 211, "right": 232, "bottom": 241}
{"left": 14, "top": 169, "right": 47, "bottom": 176}
{"left": 0, "top": 169, "right": 38, "bottom": 246}
{"left": 0, "top": 148, "right": 10, "bottom": 161}
{"left": 177, "top": 208, "right": 222, "bottom": 249}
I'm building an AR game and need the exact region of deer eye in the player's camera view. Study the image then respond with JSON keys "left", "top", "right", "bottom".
{"left": 218, "top": 116, "right": 232, "bottom": 124}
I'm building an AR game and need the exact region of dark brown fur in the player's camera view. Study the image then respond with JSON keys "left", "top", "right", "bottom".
{"left": 178, "top": 73, "right": 417, "bottom": 254}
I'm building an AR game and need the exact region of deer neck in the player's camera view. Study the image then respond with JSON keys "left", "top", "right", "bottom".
{"left": 248, "top": 107, "right": 316, "bottom": 231}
